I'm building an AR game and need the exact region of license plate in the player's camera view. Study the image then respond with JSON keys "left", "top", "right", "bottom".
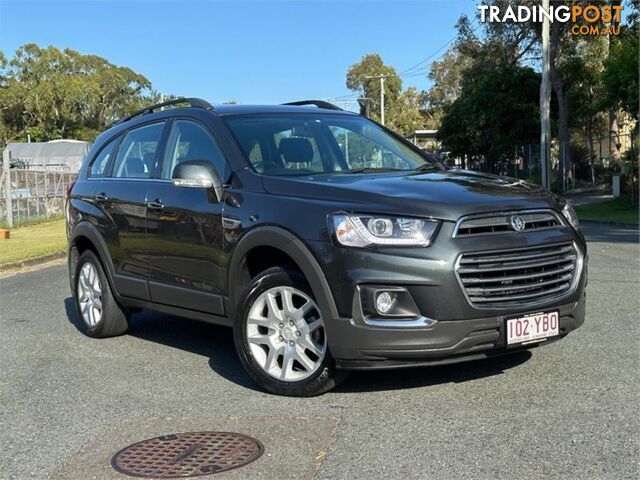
{"left": 506, "top": 311, "right": 559, "bottom": 345}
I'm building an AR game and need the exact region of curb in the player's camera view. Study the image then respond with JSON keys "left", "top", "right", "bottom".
{"left": 580, "top": 219, "right": 640, "bottom": 229}
{"left": 565, "top": 186, "right": 610, "bottom": 196}
{"left": 0, "top": 251, "right": 66, "bottom": 273}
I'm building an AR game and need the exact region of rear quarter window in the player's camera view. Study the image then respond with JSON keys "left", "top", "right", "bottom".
{"left": 89, "top": 136, "right": 120, "bottom": 177}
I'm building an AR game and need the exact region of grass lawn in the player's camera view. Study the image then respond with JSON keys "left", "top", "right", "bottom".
{"left": 575, "top": 197, "right": 639, "bottom": 225}
{"left": 0, "top": 218, "right": 67, "bottom": 265}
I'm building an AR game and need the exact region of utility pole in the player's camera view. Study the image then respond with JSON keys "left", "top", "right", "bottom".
{"left": 365, "top": 75, "right": 395, "bottom": 126}
{"left": 3, "top": 149, "right": 13, "bottom": 228}
{"left": 379, "top": 76, "right": 386, "bottom": 125}
{"left": 540, "top": 0, "right": 551, "bottom": 190}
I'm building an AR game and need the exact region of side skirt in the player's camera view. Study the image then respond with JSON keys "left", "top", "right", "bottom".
{"left": 119, "top": 296, "right": 233, "bottom": 328}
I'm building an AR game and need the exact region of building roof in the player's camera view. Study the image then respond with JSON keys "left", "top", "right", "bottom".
{"left": 4, "top": 140, "right": 90, "bottom": 172}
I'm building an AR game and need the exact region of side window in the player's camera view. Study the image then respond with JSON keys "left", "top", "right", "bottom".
{"left": 111, "top": 122, "right": 165, "bottom": 179}
{"left": 161, "top": 120, "right": 228, "bottom": 180}
{"left": 89, "top": 136, "right": 119, "bottom": 177}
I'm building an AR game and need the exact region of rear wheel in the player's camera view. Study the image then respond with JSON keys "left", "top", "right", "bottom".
{"left": 233, "top": 267, "right": 346, "bottom": 396}
{"left": 74, "top": 250, "right": 129, "bottom": 338}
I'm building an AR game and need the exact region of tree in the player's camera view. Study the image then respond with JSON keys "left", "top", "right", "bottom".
{"left": 0, "top": 44, "right": 153, "bottom": 146}
{"left": 603, "top": 15, "right": 639, "bottom": 120}
{"left": 346, "top": 53, "right": 426, "bottom": 135}
{"left": 425, "top": 47, "right": 473, "bottom": 124}
{"left": 425, "top": 8, "right": 540, "bottom": 131}
{"left": 563, "top": 36, "right": 609, "bottom": 185}
{"left": 437, "top": 64, "right": 541, "bottom": 172}
{"left": 346, "top": 53, "right": 401, "bottom": 121}
{"left": 386, "top": 87, "right": 427, "bottom": 135}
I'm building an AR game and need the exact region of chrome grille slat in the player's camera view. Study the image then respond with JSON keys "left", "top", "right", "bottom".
{"left": 454, "top": 210, "right": 563, "bottom": 237}
{"left": 458, "top": 245, "right": 574, "bottom": 264}
{"left": 457, "top": 253, "right": 576, "bottom": 274}
{"left": 461, "top": 263, "right": 575, "bottom": 284}
{"left": 456, "top": 242, "right": 579, "bottom": 308}
{"left": 469, "top": 283, "right": 572, "bottom": 303}
{"left": 465, "top": 272, "right": 574, "bottom": 294}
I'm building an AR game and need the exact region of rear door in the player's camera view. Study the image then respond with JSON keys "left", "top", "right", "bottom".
{"left": 144, "top": 118, "right": 230, "bottom": 315}
{"left": 92, "top": 121, "right": 167, "bottom": 300}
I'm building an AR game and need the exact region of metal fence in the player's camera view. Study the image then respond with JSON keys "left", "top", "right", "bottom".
{"left": 0, "top": 167, "right": 76, "bottom": 227}
{"left": 444, "top": 132, "right": 638, "bottom": 193}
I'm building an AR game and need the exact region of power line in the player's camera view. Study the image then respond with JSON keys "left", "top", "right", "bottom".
{"left": 397, "top": 22, "right": 482, "bottom": 79}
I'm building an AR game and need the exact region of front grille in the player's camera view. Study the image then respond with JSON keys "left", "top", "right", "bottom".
{"left": 456, "top": 242, "right": 579, "bottom": 308}
{"left": 454, "top": 211, "right": 562, "bottom": 237}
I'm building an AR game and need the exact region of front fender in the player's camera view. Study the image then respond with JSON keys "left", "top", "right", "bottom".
{"left": 227, "top": 226, "right": 339, "bottom": 322}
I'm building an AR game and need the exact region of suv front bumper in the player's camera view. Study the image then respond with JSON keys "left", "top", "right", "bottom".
{"left": 308, "top": 223, "right": 587, "bottom": 370}
{"left": 330, "top": 293, "right": 585, "bottom": 369}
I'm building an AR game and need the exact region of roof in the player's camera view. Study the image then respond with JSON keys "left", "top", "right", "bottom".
{"left": 4, "top": 140, "right": 91, "bottom": 172}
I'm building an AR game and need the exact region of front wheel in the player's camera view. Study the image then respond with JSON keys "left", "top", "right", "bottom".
{"left": 233, "top": 267, "right": 346, "bottom": 396}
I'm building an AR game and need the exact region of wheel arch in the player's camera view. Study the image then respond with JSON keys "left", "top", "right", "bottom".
{"left": 228, "top": 226, "right": 339, "bottom": 321}
{"left": 68, "top": 222, "right": 116, "bottom": 294}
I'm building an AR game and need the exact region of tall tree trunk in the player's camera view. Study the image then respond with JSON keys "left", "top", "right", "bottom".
{"left": 608, "top": 0, "right": 623, "bottom": 172}
{"left": 609, "top": 108, "right": 621, "bottom": 170}
{"left": 549, "top": 17, "right": 570, "bottom": 190}
{"left": 587, "top": 122, "right": 595, "bottom": 186}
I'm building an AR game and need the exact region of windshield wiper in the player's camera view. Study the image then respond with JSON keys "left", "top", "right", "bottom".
{"left": 339, "top": 167, "right": 403, "bottom": 174}
{"left": 413, "top": 163, "right": 439, "bottom": 173}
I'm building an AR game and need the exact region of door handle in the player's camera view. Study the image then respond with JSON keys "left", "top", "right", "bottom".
{"left": 95, "top": 193, "right": 108, "bottom": 202}
{"left": 146, "top": 199, "right": 164, "bottom": 210}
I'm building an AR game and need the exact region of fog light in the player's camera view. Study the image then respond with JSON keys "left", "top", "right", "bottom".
{"left": 375, "top": 291, "right": 396, "bottom": 314}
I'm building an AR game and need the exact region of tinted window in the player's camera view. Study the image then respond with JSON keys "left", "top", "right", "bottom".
{"left": 112, "top": 122, "right": 165, "bottom": 179}
{"left": 224, "top": 114, "right": 433, "bottom": 176}
{"left": 161, "top": 120, "right": 228, "bottom": 179}
{"left": 89, "top": 136, "right": 119, "bottom": 177}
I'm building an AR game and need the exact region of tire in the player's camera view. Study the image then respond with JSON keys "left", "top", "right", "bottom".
{"left": 233, "top": 266, "right": 347, "bottom": 396}
{"left": 73, "top": 250, "right": 129, "bottom": 338}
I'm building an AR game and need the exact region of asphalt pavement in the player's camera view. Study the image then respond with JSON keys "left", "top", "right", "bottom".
{"left": 0, "top": 223, "right": 638, "bottom": 479}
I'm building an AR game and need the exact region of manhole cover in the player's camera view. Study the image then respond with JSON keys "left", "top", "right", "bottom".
{"left": 111, "top": 431, "right": 263, "bottom": 478}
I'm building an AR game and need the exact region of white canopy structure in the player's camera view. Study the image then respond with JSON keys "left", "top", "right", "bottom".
{"left": 4, "top": 140, "right": 90, "bottom": 172}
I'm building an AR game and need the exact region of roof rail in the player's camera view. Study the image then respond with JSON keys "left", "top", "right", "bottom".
{"left": 281, "top": 100, "right": 343, "bottom": 111}
{"left": 115, "top": 97, "right": 213, "bottom": 125}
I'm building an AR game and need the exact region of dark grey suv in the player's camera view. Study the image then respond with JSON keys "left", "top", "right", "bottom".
{"left": 66, "top": 98, "right": 587, "bottom": 396}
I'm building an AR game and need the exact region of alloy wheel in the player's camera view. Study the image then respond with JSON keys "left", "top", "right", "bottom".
{"left": 77, "top": 262, "right": 103, "bottom": 328}
{"left": 246, "top": 286, "right": 326, "bottom": 382}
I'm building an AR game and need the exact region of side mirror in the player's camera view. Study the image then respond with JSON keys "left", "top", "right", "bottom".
{"left": 172, "top": 160, "right": 223, "bottom": 201}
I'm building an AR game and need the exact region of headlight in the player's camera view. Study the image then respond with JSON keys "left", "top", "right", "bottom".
{"left": 331, "top": 213, "right": 439, "bottom": 247}
{"left": 561, "top": 202, "right": 579, "bottom": 228}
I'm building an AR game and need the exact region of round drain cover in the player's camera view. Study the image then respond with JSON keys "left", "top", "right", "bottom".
{"left": 111, "top": 431, "right": 263, "bottom": 478}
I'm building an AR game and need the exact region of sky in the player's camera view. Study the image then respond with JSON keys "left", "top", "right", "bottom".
{"left": 0, "top": 0, "right": 477, "bottom": 109}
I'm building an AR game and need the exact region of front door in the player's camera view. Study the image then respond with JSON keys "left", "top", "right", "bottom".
{"left": 144, "top": 118, "right": 230, "bottom": 315}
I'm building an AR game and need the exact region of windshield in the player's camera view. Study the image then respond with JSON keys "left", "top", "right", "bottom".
{"left": 223, "top": 113, "right": 436, "bottom": 176}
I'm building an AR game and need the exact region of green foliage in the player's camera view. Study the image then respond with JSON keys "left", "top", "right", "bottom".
{"left": 603, "top": 29, "right": 639, "bottom": 119}
{"left": 426, "top": 47, "right": 473, "bottom": 113}
{"left": 437, "top": 64, "right": 540, "bottom": 168}
{"left": 346, "top": 53, "right": 401, "bottom": 119}
{"left": 346, "top": 54, "right": 425, "bottom": 135}
{"left": 0, "top": 44, "right": 153, "bottom": 146}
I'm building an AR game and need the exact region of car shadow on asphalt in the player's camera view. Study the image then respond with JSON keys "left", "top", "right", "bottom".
{"left": 333, "top": 351, "right": 531, "bottom": 393}
{"left": 64, "top": 297, "right": 260, "bottom": 392}
{"left": 65, "top": 297, "right": 532, "bottom": 394}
